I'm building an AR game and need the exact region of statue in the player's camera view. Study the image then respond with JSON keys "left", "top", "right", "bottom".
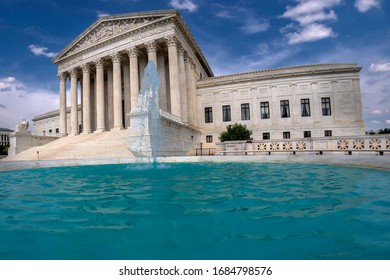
{"left": 15, "top": 118, "right": 29, "bottom": 133}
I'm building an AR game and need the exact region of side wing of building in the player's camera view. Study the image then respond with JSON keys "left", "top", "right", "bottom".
{"left": 196, "top": 64, "right": 365, "bottom": 147}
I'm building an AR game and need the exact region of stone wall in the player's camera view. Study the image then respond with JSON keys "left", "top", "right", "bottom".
{"left": 8, "top": 132, "right": 59, "bottom": 156}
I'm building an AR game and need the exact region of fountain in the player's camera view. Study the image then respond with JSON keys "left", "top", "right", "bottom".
{"left": 127, "top": 61, "right": 201, "bottom": 160}
{"left": 127, "top": 61, "right": 161, "bottom": 164}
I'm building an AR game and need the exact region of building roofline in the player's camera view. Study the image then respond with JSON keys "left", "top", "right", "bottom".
{"left": 197, "top": 63, "right": 361, "bottom": 88}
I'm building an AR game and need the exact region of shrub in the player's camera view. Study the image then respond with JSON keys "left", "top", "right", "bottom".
{"left": 219, "top": 123, "right": 252, "bottom": 142}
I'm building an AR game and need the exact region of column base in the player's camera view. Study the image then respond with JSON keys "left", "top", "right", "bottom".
{"left": 69, "top": 132, "right": 79, "bottom": 136}
{"left": 94, "top": 129, "right": 106, "bottom": 133}
{"left": 81, "top": 130, "right": 92, "bottom": 135}
{"left": 59, "top": 133, "right": 68, "bottom": 137}
{"left": 111, "top": 126, "right": 124, "bottom": 131}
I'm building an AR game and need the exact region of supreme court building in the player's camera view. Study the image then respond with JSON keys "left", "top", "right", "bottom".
{"left": 32, "top": 10, "right": 365, "bottom": 152}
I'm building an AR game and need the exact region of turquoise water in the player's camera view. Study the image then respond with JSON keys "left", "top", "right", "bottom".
{"left": 0, "top": 162, "right": 389, "bottom": 260}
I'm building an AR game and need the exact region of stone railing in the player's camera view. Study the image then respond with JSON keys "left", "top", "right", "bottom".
{"left": 216, "top": 135, "right": 390, "bottom": 155}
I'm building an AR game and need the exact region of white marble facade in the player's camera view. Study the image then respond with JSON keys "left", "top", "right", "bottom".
{"left": 33, "top": 10, "right": 365, "bottom": 150}
{"left": 47, "top": 10, "right": 210, "bottom": 137}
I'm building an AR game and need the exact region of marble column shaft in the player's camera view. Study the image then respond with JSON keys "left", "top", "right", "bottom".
{"left": 178, "top": 46, "right": 188, "bottom": 123}
{"left": 165, "top": 35, "right": 181, "bottom": 119}
{"left": 127, "top": 47, "right": 139, "bottom": 112}
{"left": 185, "top": 56, "right": 194, "bottom": 125}
{"left": 111, "top": 52, "right": 123, "bottom": 129}
{"left": 82, "top": 64, "right": 92, "bottom": 133}
{"left": 70, "top": 69, "right": 79, "bottom": 135}
{"left": 58, "top": 73, "right": 68, "bottom": 136}
{"left": 95, "top": 58, "right": 105, "bottom": 132}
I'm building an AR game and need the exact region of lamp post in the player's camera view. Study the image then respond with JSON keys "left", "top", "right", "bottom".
{"left": 200, "top": 142, "right": 203, "bottom": 156}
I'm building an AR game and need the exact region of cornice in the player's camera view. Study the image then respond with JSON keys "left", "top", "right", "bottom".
{"left": 197, "top": 63, "right": 361, "bottom": 89}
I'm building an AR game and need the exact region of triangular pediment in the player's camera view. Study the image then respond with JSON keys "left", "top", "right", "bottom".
{"left": 53, "top": 10, "right": 178, "bottom": 63}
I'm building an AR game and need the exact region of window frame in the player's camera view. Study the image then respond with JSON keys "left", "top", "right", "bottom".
{"left": 280, "top": 100, "right": 290, "bottom": 118}
{"left": 263, "top": 132, "right": 270, "bottom": 140}
{"left": 283, "top": 131, "right": 291, "bottom": 139}
{"left": 321, "top": 97, "right": 332, "bottom": 116}
{"left": 222, "top": 105, "right": 231, "bottom": 122}
{"left": 241, "top": 103, "right": 250, "bottom": 121}
{"left": 304, "top": 131, "right": 311, "bottom": 138}
{"left": 204, "top": 107, "right": 213, "bottom": 123}
{"left": 206, "top": 135, "right": 213, "bottom": 143}
{"left": 260, "top": 101, "right": 270, "bottom": 119}
{"left": 301, "top": 98, "right": 311, "bottom": 117}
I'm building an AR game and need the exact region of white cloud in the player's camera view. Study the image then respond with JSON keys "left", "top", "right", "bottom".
{"left": 355, "top": 0, "right": 381, "bottom": 12}
{"left": 372, "top": 109, "right": 383, "bottom": 114}
{"left": 369, "top": 62, "right": 390, "bottom": 72}
{"left": 169, "top": 0, "right": 198, "bottom": 13}
{"left": 371, "top": 120, "right": 380, "bottom": 124}
{"left": 28, "top": 44, "right": 57, "bottom": 58}
{"left": 0, "top": 77, "right": 58, "bottom": 130}
{"left": 96, "top": 11, "right": 110, "bottom": 18}
{"left": 281, "top": 0, "right": 341, "bottom": 44}
{"left": 386, "top": 120, "right": 390, "bottom": 124}
{"left": 286, "top": 23, "right": 335, "bottom": 45}
{"left": 241, "top": 18, "right": 270, "bottom": 34}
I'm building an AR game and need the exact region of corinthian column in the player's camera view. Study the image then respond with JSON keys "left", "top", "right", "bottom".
{"left": 70, "top": 68, "right": 79, "bottom": 135}
{"left": 111, "top": 52, "right": 123, "bottom": 130}
{"left": 165, "top": 34, "right": 181, "bottom": 119}
{"left": 145, "top": 40, "right": 158, "bottom": 68}
{"left": 178, "top": 46, "right": 188, "bottom": 123}
{"left": 58, "top": 72, "right": 68, "bottom": 137}
{"left": 94, "top": 58, "right": 105, "bottom": 132}
{"left": 127, "top": 46, "right": 139, "bottom": 112}
{"left": 185, "top": 55, "right": 194, "bottom": 125}
{"left": 82, "top": 63, "right": 92, "bottom": 134}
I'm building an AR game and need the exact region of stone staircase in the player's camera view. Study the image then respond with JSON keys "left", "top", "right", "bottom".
{"left": 5, "top": 129, "right": 134, "bottom": 161}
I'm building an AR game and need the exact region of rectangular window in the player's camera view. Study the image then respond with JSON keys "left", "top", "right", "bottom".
{"left": 263, "top": 132, "right": 270, "bottom": 140}
{"left": 280, "top": 100, "right": 290, "bottom": 118}
{"left": 283, "top": 131, "right": 290, "bottom": 139}
{"left": 222, "top": 105, "right": 231, "bottom": 122}
{"left": 325, "top": 130, "right": 332, "bottom": 137}
{"left": 321, "top": 97, "right": 332, "bottom": 116}
{"left": 206, "top": 135, "right": 213, "bottom": 143}
{"left": 241, "top": 103, "right": 250, "bottom": 120}
{"left": 304, "top": 131, "right": 311, "bottom": 138}
{"left": 260, "top": 102, "right": 270, "bottom": 119}
{"left": 301, "top": 99, "right": 311, "bottom": 117}
{"left": 205, "top": 107, "right": 213, "bottom": 123}
{"left": 55, "top": 128, "right": 59, "bottom": 134}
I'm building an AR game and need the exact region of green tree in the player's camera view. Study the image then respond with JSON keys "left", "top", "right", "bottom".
{"left": 219, "top": 123, "right": 252, "bottom": 142}
{"left": 378, "top": 128, "right": 390, "bottom": 134}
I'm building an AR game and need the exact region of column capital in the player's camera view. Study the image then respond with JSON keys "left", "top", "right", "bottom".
{"left": 57, "top": 72, "right": 67, "bottom": 82}
{"left": 126, "top": 46, "right": 139, "bottom": 58}
{"left": 164, "top": 34, "right": 178, "bottom": 47}
{"left": 178, "top": 45, "right": 186, "bottom": 56}
{"left": 70, "top": 68, "right": 78, "bottom": 78}
{"left": 184, "top": 53, "right": 193, "bottom": 64}
{"left": 82, "top": 63, "right": 91, "bottom": 73}
{"left": 110, "top": 52, "right": 122, "bottom": 63}
{"left": 94, "top": 58, "right": 104, "bottom": 69}
{"left": 145, "top": 40, "right": 157, "bottom": 52}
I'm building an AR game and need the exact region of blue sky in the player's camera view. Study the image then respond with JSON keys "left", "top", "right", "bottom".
{"left": 0, "top": 0, "right": 389, "bottom": 131}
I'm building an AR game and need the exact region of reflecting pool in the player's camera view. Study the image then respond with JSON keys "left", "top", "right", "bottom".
{"left": 0, "top": 162, "right": 389, "bottom": 259}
